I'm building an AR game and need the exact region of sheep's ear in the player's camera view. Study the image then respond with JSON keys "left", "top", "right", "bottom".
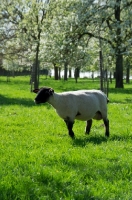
{"left": 33, "top": 89, "right": 40, "bottom": 93}
{"left": 49, "top": 88, "right": 54, "bottom": 95}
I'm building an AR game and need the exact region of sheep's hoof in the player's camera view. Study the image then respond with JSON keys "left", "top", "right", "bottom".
{"left": 105, "top": 131, "right": 109, "bottom": 137}
{"left": 85, "top": 131, "right": 90, "bottom": 135}
{"left": 69, "top": 131, "right": 75, "bottom": 139}
{"left": 70, "top": 134, "right": 75, "bottom": 139}
{"left": 71, "top": 135, "right": 75, "bottom": 139}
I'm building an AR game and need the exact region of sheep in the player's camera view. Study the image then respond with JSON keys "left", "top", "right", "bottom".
{"left": 33, "top": 87, "right": 109, "bottom": 138}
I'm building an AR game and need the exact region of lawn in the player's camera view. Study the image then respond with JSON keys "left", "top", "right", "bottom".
{"left": 0, "top": 76, "right": 132, "bottom": 200}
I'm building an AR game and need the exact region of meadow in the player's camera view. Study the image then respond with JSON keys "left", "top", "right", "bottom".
{"left": 0, "top": 76, "right": 132, "bottom": 200}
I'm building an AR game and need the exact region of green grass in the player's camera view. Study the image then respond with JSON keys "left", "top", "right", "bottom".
{"left": 0, "top": 76, "right": 132, "bottom": 200}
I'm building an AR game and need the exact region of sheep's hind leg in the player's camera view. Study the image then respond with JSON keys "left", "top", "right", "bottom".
{"left": 64, "top": 119, "right": 75, "bottom": 138}
{"left": 103, "top": 118, "right": 109, "bottom": 137}
{"left": 85, "top": 119, "right": 92, "bottom": 134}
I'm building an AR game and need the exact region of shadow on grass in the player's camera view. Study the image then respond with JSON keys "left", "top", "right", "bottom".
{"left": 109, "top": 87, "right": 132, "bottom": 94}
{"left": 72, "top": 135, "right": 108, "bottom": 147}
{"left": 0, "top": 94, "right": 34, "bottom": 107}
{"left": 110, "top": 134, "right": 132, "bottom": 142}
{"left": 33, "top": 168, "right": 100, "bottom": 200}
{"left": 72, "top": 133, "right": 132, "bottom": 147}
{"left": 0, "top": 94, "right": 53, "bottom": 109}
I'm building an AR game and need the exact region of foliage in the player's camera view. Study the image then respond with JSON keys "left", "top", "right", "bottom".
{"left": 0, "top": 0, "right": 48, "bottom": 66}
{"left": 0, "top": 0, "right": 132, "bottom": 87}
{"left": 0, "top": 76, "right": 132, "bottom": 199}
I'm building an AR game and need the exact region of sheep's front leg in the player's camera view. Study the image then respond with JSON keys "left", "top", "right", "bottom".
{"left": 103, "top": 118, "right": 109, "bottom": 137}
{"left": 64, "top": 119, "right": 75, "bottom": 138}
{"left": 85, "top": 119, "right": 92, "bottom": 134}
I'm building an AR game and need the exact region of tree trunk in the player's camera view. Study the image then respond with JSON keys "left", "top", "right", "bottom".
{"left": 75, "top": 73, "right": 78, "bottom": 83}
{"left": 115, "top": 0, "right": 123, "bottom": 88}
{"left": 30, "top": 60, "right": 39, "bottom": 91}
{"left": 58, "top": 67, "right": 61, "bottom": 79}
{"left": 30, "top": 63, "right": 35, "bottom": 90}
{"left": 64, "top": 62, "right": 68, "bottom": 81}
{"left": 69, "top": 68, "right": 72, "bottom": 78}
{"left": 75, "top": 67, "right": 80, "bottom": 78}
{"left": 126, "top": 66, "right": 130, "bottom": 84}
{"left": 32, "top": 61, "right": 39, "bottom": 89}
{"left": 99, "top": 50, "right": 104, "bottom": 91}
{"left": 34, "top": 43, "right": 40, "bottom": 89}
{"left": 30, "top": 41, "right": 40, "bottom": 90}
{"left": 74, "top": 67, "right": 80, "bottom": 83}
{"left": 115, "top": 54, "right": 123, "bottom": 88}
{"left": 54, "top": 64, "right": 59, "bottom": 80}
{"left": 37, "top": 60, "right": 40, "bottom": 86}
{"left": 92, "top": 71, "right": 94, "bottom": 82}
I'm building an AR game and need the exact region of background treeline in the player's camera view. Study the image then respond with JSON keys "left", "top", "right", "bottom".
{"left": 0, "top": 67, "right": 48, "bottom": 77}
{"left": 0, "top": 0, "right": 132, "bottom": 88}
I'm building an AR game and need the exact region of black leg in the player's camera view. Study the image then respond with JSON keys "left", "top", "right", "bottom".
{"left": 85, "top": 119, "right": 92, "bottom": 134}
{"left": 64, "top": 120, "right": 75, "bottom": 138}
{"left": 103, "top": 119, "right": 109, "bottom": 137}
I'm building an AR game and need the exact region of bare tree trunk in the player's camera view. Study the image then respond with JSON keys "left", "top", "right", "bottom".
{"left": 99, "top": 49, "right": 104, "bottom": 91}
{"left": 30, "top": 36, "right": 40, "bottom": 91}
{"left": 75, "top": 73, "right": 78, "bottom": 83}
{"left": 54, "top": 64, "right": 59, "bottom": 80}
{"left": 115, "top": 0, "right": 123, "bottom": 88}
{"left": 58, "top": 67, "right": 61, "bottom": 79}
{"left": 74, "top": 67, "right": 80, "bottom": 83}
{"left": 115, "top": 54, "right": 123, "bottom": 88}
{"left": 64, "top": 62, "right": 68, "bottom": 81}
{"left": 69, "top": 68, "right": 72, "bottom": 78}
{"left": 30, "top": 63, "right": 35, "bottom": 91}
{"left": 126, "top": 65, "right": 130, "bottom": 84}
{"left": 34, "top": 43, "right": 40, "bottom": 89}
{"left": 92, "top": 71, "right": 94, "bottom": 82}
{"left": 33, "top": 61, "right": 39, "bottom": 89}
{"left": 31, "top": 60, "right": 39, "bottom": 90}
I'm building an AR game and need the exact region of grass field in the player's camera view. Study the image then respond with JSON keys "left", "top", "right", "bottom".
{"left": 0, "top": 76, "right": 132, "bottom": 200}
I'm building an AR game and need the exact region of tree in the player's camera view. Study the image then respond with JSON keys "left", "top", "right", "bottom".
{"left": 41, "top": 0, "right": 94, "bottom": 81}
{"left": 18, "top": 0, "right": 49, "bottom": 89}
{"left": 0, "top": 0, "right": 49, "bottom": 89}
{"left": 67, "top": 0, "right": 132, "bottom": 88}
{"left": 1, "top": 0, "right": 132, "bottom": 89}
{"left": 97, "top": 0, "right": 132, "bottom": 88}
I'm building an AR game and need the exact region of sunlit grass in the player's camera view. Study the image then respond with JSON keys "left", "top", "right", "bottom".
{"left": 0, "top": 76, "right": 132, "bottom": 199}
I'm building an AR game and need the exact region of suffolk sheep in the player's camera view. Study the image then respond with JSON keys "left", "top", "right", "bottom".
{"left": 33, "top": 87, "right": 109, "bottom": 138}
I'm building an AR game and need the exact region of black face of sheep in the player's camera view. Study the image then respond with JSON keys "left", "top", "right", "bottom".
{"left": 33, "top": 87, "right": 54, "bottom": 104}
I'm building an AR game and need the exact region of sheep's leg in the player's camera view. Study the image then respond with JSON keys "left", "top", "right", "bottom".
{"left": 85, "top": 119, "right": 92, "bottom": 134}
{"left": 103, "top": 118, "right": 109, "bottom": 137}
{"left": 64, "top": 120, "right": 75, "bottom": 138}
